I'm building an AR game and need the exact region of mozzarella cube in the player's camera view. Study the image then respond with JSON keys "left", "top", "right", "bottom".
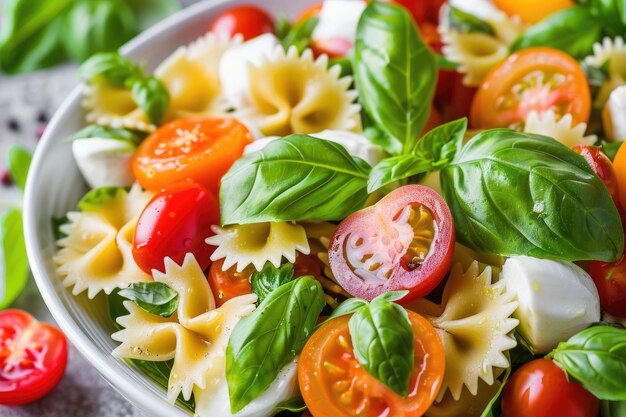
{"left": 603, "top": 86, "right": 626, "bottom": 142}
{"left": 312, "top": 0, "right": 366, "bottom": 44}
{"left": 72, "top": 138, "right": 136, "bottom": 189}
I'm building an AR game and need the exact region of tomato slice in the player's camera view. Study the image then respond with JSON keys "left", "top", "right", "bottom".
{"left": 502, "top": 359, "right": 599, "bottom": 417}
{"left": 493, "top": 0, "right": 573, "bottom": 24}
{"left": 298, "top": 311, "right": 445, "bottom": 417}
{"left": 133, "top": 182, "right": 219, "bottom": 274}
{"left": 209, "top": 5, "right": 275, "bottom": 41}
{"left": 588, "top": 250, "right": 626, "bottom": 317}
{"left": 328, "top": 185, "right": 454, "bottom": 303}
{"left": 0, "top": 310, "right": 68, "bottom": 406}
{"left": 470, "top": 48, "right": 590, "bottom": 129}
{"left": 132, "top": 117, "right": 253, "bottom": 194}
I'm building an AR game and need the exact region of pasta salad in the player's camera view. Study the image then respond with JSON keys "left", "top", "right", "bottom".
{"left": 49, "top": 0, "right": 626, "bottom": 416}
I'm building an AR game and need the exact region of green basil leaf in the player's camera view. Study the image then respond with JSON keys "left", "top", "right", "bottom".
{"left": 354, "top": 2, "right": 437, "bottom": 155}
{"left": 52, "top": 215, "right": 69, "bottom": 240}
{"left": 66, "top": 124, "right": 144, "bottom": 145}
{"left": 131, "top": 76, "right": 169, "bottom": 125}
{"left": 441, "top": 129, "right": 624, "bottom": 262}
{"left": 323, "top": 297, "right": 369, "bottom": 324}
{"left": 602, "top": 141, "right": 622, "bottom": 161}
{"left": 80, "top": 52, "right": 143, "bottom": 86}
{"left": 220, "top": 135, "right": 371, "bottom": 225}
{"left": 602, "top": 400, "right": 626, "bottom": 417}
{"left": 436, "top": 53, "right": 460, "bottom": 71}
{"left": 275, "top": 15, "right": 292, "bottom": 40}
{"left": 250, "top": 263, "right": 294, "bottom": 305}
{"left": 374, "top": 291, "right": 409, "bottom": 302}
{"left": 552, "top": 325, "right": 626, "bottom": 401}
{"left": 78, "top": 186, "right": 124, "bottom": 211}
{"left": 118, "top": 282, "right": 179, "bottom": 318}
{"left": 368, "top": 118, "right": 467, "bottom": 193}
{"left": 130, "top": 359, "right": 195, "bottom": 412}
{"left": 448, "top": 5, "right": 495, "bottom": 35}
{"left": 107, "top": 289, "right": 128, "bottom": 331}
{"left": 62, "top": 0, "right": 137, "bottom": 62}
{"left": 7, "top": 145, "right": 32, "bottom": 193}
{"left": 480, "top": 361, "right": 511, "bottom": 417}
{"left": 226, "top": 276, "right": 325, "bottom": 413}
{"left": 125, "top": 0, "right": 180, "bottom": 31}
{"left": 575, "top": 0, "right": 626, "bottom": 37}
{"left": 280, "top": 16, "right": 319, "bottom": 53}
{"left": 0, "top": 209, "right": 28, "bottom": 309}
{"left": 330, "top": 55, "right": 353, "bottom": 78}
{"left": 275, "top": 396, "right": 307, "bottom": 413}
{"left": 510, "top": 7, "right": 600, "bottom": 59}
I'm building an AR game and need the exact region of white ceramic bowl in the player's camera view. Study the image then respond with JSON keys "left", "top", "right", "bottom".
{"left": 23, "top": 1, "right": 317, "bottom": 415}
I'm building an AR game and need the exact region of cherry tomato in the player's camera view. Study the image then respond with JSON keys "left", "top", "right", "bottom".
{"left": 502, "top": 359, "right": 599, "bottom": 417}
{"left": 382, "top": 0, "right": 445, "bottom": 24}
{"left": 613, "top": 143, "right": 626, "bottom": 211}
{"left": 435, "top": 70, "right": 476, "bottom": 121}
{"left": 310, "top": 38, "right": 354, "bottom": 59}
{"left": 493, "top": 0, "right": 573, "bottom": 24}
{"left": 209, "top": 5, "right": 274, "bottom": 41}
{"left": 328, "top": 185, "right": 455, "bottom": 303}
{"left": 573, "top": 145, "right": 624, "bottom": 214}
{"left": 132, "top": 117, "right": 253, "bottom": 194}
{"left": 299, "top": 311, "right": 445, "bottom": 417}
{"left": 133, "top": 182, "right": 219, "bottom": 274}
{"left": 589, "top": 249, "right": 626, "bottom": 317}
{"left": 0, "top": 310, "right": 68, "bottom": 406}
{"left": 470, "top": 48, "right": 590, "bottom": 130}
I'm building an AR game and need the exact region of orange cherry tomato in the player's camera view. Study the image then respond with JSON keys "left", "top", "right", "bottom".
{"left": 470, "top": 48, "right": 590, "bottom": 130}
{"left": 132, "top": 117, "right": 253, "bottom": 194}
{"left": 613, "top": 143, "right": 626, "bottom": 211}
{"left": 493, "top": 0, "right": 573, "bottom": 24}
{"left": 299, "top": 311, "right": 445, "bottom": 417}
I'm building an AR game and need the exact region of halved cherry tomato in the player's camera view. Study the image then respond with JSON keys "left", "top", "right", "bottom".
{"left": 132, "top": 117, "right": 253, "bottom": 194}
{"left": 328, "top": 185, "right": 455, "bottom": 303}
{"left": 209, "top": 5, "right": 274, "bottom": 41}
{"left": 493, "top": 0, "right": 573, "bottom": 24}
{"left": 133, "top": 182, "right": 219, "bottom": 274}
{"left": 299, "top": 311, "right": 445, "bottom": 417}
{"left": 0, "top": 310, "right": 68, "bottom": 406}
{"left": 573, "top": 145, "right": 624, "bottom": 215}
{"left": 589, "top": 249, "right": 626, "bottom": 317}
{"left": 613, "top": 143, "right": 626, "bottom": 211}
{"left": 470, "top": 48, "right": 590, "bottom": 129}
{"left": 502, "top": 359, "right": 599, "bottom": 417}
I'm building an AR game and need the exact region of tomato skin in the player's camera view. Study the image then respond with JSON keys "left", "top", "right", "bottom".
{"left": 470, "top": 48, "right": 590, "bottom": 129}
{"left": 0, "top": 310, "right": 68, "bottom": 406}
{"left": 589, "top": 250, "right": 626, "bottom": 317}
{"left": 299, "top": 311, "right": 445, "bottom": 417}
{"left": 379, "top": 0, "right": 444, "bottom": 24}
{"left": 132, "top": 117, "right": 253, "bottom": 195}
{"left": 493, "top": 0, "right": 573, "bottom": 24}
{"left": 329, "top": 185, "right": 455, "bottom": 303}
{"left": 209, "top": 5, "right": 274, "bottom": 41}
{"left": 133, "top": 182, "right": 219, "bottom": 274}
{"left": 435, "top": 70, "right": 477, "bottom": 121}
{"left": 502, "top": 359, "right": 599, "bottom": 417}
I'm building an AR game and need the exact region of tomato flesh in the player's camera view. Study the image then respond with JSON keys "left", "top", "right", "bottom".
{"left": 0, "top": 310, "right": 68, "bottom": 406}
{"left": 493, "top": 0, "right": 573, "bottom": 24}
{"left": 589, "top": 249, "right": 626, "bottom": 317}
{"left": 329, "top": 185, "right": 454, "bottom": 303}
{"left": 209, "top": 5, "right": 274, "bottom": 41}
{"left": 299, "top": 311, "right": 445, "bottom": 417}
{"left": 502, "top": 359, "right": 599, "bottom": 417}
{"left": 133, "top": 182, "right": 219, "bottom": 274}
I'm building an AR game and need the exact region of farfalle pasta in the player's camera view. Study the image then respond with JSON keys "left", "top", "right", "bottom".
{"left": 523, "top": 110, "right": 596, "bottom": 147}
{"left": 585, "top": 37, "right": 626, "bottom": 107}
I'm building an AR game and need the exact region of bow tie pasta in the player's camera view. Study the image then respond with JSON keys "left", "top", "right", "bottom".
{"left": 584, "top": 37, "right": 626, "bottom": 107}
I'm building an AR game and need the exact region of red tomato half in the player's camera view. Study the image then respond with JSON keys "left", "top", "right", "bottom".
{"left": 0, "top": 310, "right": 67, "bottom": 406}
{"left": 502, "top": 359, "right": 599, "bottom": 417}
{"left": 133, "top": 182, "right": 219, "bottom": 274}
{"left": 209, "top": 5, "right": 274, "bottom": 41}
{"left": 573, "top": 145, "right": 624, "bottom": 215}
{"left": 328, "top": 185, "right": 455, "bottom": 302}
{"left": 589, "top": 249, "right": 626, "bottom": 317}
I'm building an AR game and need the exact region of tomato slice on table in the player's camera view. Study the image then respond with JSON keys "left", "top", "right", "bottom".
{"left": 502, "top": 359, "right": 599, "bottom": 417}
{"left": 132, "top": 117, "right": 253, "bottom": 194}
{"left": 298, "top": 311, "right": 445, "bottom": 417}
{"left": 209, "top": 4, "right": 275, "bottom": 41}
{"left": 328, "top": 185, "right": 454, "bottom": 303}
{"left": 493, "top": 0, "right": 573, "bottom": 24}
{"left": 0, "top": 310, "right": 68, "bottom": 406}
{"left": 133, "top": 182, "right": 220, "bottom": 274}
{"left": 588, "top": 250, "right": 626, "bottom": 318}
{"left": 470, "top": 48, "right": 590, "bottom": 129}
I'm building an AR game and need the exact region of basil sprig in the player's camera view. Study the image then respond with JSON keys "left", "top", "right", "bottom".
{"left": 250, "top": 263, "right": 294, "bottom": 305}
{"left": 118, "top": 282, "right": 179, "bottom": 318}
{"left": 353, "top": 2, "right": 436, "bottom": 155}
{"left": 226, "top": 276, "right": 325, "bottom": 413}
{"left": 275, "top": 15, "right": 319, "bottom": 53}
{"left": 220, "top": 135, "right": 371, "bottom": 225}
{"left": 441, "top": 129, "right": 624, "bottom": 262}
{"left": 551, "top": 325, "right": 626, "bottom": 401}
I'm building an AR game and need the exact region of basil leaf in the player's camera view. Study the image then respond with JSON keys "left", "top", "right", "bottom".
{"left": 66, "top": 124, "right": 143, "bottom": 145}
{"left": 130, "top": 359, "right": 195, "bottom": 412}
{"left": 62, "top": 0, "right": 137, "bottom": 62}
{"left": 448, "top": 5, "right": 495, "bottom": 35}
{"left": 279, "top": 16, "right": 319, "bottom": 53}
{"left": 220, "top": 135, "right": 371, "bottom": 225}
{"left": 510, "top": 7, "right": 600, "bottom": 59}
{"left": 323, "top": 297, "right": 368, "bottom": 323}
{"left": 330, "top": 55, "right": 353, "bottom": 78}
{"left": 275, "top": 397, "right": 307, "bottom": 413}
{"left": 7, "top": 145, "right": 32, "bottom": 193}
{"left": 131, "top": 76, "right": 169, "bottom": 125}
{"left": 354, "top": 2, "right": 437, "bottom": 155}
{"left": 602, "top": 400, "right": 626, "bottom": 417}
{"left": 349, "top": 297, "right": 414, "bottom": 397}
{"left": 125, "top": 0, "right": 180, "bottom": 31}
{"left": 226, "top": 276, "right": 325, "bottom": 413}
{"left": 368, "top": 118, "right": 467, "bottom": 193}
{"left": 480, "top": 361, "right": 511, "bottom": 417}
{"left": 436, "top": 53, "right": 460, "bottom": 71}
{"left": 107, "top": 289, "right": 128, "bottom": 331}
{"left": 602, "top": 141, "right": 622, "bottom": 162}
{"left": 374, "top": 290, "right": 409, "bottom": 302}
{"left": 552, "top": 325, "right": 626, "bottom": 400}
{"left": 78, "top": 186, "right": 124, "bottom": 211}
{"left": 118, "top": 282, "right": 179, "bottom": 318}
{"left": 80, "top": 52, "right": 143, "bottom": 86}
{"left": 250, "top": 263, "right": 294, "bottom": 305}
{"left": 441, "top": 129, "right": 624, "bottom": 262}
{"left": 52, "top": 215, "right": 69, "bottom": 240}
{"left": 0, "top": 209, "right": 28, "bottom": 309}
{"left": 575, "top": 0, "right": 626, "bottom": 37}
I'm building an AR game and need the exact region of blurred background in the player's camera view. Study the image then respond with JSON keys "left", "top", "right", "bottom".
{"left": 0, "top": 0, "right": 197, "bottom": 415}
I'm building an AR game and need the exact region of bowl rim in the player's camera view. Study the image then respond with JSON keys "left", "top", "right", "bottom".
{"left": 23, "top": 1, "right": 234, "bottom": 415}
